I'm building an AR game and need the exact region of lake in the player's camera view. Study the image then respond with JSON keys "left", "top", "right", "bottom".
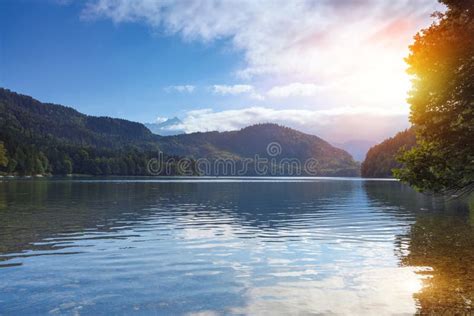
{"left": 0, "top": 178, "right": 472, "bottom": 315}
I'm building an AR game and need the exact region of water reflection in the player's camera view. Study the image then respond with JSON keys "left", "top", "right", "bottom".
{"left": 0, "top": 178, "right": 472, "bottom": 315}
{"left": 365, "top": 182, "right": 474, "bottom": 314}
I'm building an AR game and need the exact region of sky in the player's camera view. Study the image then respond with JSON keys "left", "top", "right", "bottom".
{"left": 0, "top": 0, "right": 444, "bottom": 143}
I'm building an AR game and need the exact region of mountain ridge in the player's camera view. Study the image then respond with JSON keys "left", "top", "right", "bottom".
{"left": 0, "top": 88, "right": 359, "bottom": 176}
{"left": 159, "top": 123, "right": 358, "bottom": 170}
{"left": 145, "top": 117, "right": 185, "bottom": 136}
{"left": 361, "top": 128, "right": 416, "bottom": 178}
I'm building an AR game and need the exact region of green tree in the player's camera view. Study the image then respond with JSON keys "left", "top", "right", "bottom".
{"left": 395, "top": 0, "right": 474, "bottom": 194}
{"left": 7, "top": 159, "right": 17, "bottom": 173}
{"left": 35, "top": 158, "right": 45, "bottom": 174}
{"left": 38, "top": 152, "right": 50, "bottom": 174}
{"left": 0, "top": 142, "right": 8, "bottom": 168}
{"left": 14, "top": 148, "right": 27, "bottom": 173}
{"left": 63, "top": 158, "right": 73, "bottom": 175}
{"left": 361, "top": 128, "right": 416, "bottom": 178}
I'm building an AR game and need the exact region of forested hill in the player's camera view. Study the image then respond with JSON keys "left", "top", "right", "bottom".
{"left": 0, "top": 88, "right": 359, "bottom": 176}
{"left": 0, "top": 88, "right": 187, "bottom": 176}
{"left": 0, "top": 88, "right": 157, "bottom": 148}
{"left": 361, "top": 128, "right": 416, "bottom": 178}
{"left": 156, "top": 124, "right": 360, "bottom": 176}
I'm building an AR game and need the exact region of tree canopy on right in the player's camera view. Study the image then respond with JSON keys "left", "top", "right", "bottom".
{"left": 395, "top": 0, "right": 474, "bottom": 194}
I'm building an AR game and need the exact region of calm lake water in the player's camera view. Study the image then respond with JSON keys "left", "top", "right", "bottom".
{"left": 0, "top": 178, "right": 472, "bottom": 315}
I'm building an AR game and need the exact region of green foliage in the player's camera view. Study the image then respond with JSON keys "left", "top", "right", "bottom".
{"left": 0, "top": 141, "right": 8, "bottom": 168}
{"left": 0, "top": 88, "right": 156, "bottom": 149}
{"left": 361, "top": 128, "right": 416, "bottom": 178}
{"left": 0, "top": 88, "right": 194, "bottom": 176}
{"left": 396, "top": 1, "right": 474, "bottom": 193}
{"left": 157, "top": 123, "right": 360, "bottom": 176}
{"left": 0, "top": 88, "right": 358, "bottom": 177}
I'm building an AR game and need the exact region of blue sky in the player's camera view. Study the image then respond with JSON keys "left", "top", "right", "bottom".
{"left": 0, "top": 0, "right": 442, "bottom": 143}
{"left": 1, "top": 0, "right": 242, "bottom": 120}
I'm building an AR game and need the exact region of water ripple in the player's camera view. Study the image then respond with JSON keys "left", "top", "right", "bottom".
{"left": 0, "top": 179, "right": 472, "bottom": 315}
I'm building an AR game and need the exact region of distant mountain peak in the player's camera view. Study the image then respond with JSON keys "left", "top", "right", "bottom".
{"left": 162, "top": 117, "right": 182, "bottom": 125}
{"left": 145, "top": 116, "right": 184, "bottom": 136}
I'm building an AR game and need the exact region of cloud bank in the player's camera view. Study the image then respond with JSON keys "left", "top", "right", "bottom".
{"left": 267, "top": 83, "right": 321, "bottom": 98}
{"left": 164, "top": 106, "right": 409, "bottom": 144}
{"left": 84, "top": 0, "right": 442, "bottom": 111}
{"left": 82, "top": 0, "right": 441, "bottom": 144}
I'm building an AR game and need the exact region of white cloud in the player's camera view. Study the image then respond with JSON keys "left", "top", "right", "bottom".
{"left": 231, "top": 267, "right": 423, "bottom": 315}
{"left": 162, "top": 106, "right": 409, "bottom": 143}
{"left": 267, "top": 83, "right": 321, "bottom": 98}
{"left": 212, "top": 84, "right": 253, "bottom": 95}
{"left": 155, "top": 116, "right": 168, "bottom": 123}
{"left": 84, "top": 0, "right": 443, "bottom": 110}
{"left": 212, "top": 84, "right": 264, "bottom": 100}
{"left": 164, "top": 85, "right": 195, "bottom": 93}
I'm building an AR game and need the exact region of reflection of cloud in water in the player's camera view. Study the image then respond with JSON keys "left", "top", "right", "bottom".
{"left": 177, "top": 218, "right": 424, "bottom": 315}
{"left": 3, "top": 180, "right": 470, "bottom": 314}
{"left": 231, "top": 267, "right": 426, "bottom": 315}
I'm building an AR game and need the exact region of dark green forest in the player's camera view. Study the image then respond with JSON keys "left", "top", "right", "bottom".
{"left": 0, "top": 88, "right": 359, "bottom": 177}
{"left": 361, "top": 128, "right": 416, "bottom": 178}
{"left": 156, "top": 123, "right": 360, "bottom": 176}
{"left": 0, "top": 88, "right": 192, "bottom": 176}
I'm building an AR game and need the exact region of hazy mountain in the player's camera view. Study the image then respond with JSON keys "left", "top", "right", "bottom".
{"left": 334, "top": 139, "right": 377, "bottom": 162}
{"left": 361, "top": 128, "right": 416, "bottom": 178}
{"left": 145, "top": 117, "right": 185, "bottom": 136}
{"left": 156, "top": 124, "right": 360, "bottom": 176}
